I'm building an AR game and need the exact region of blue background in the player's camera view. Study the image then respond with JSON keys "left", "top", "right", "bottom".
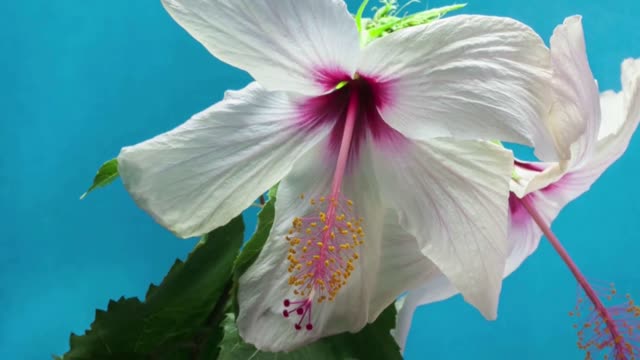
{"left": 1, "top": 1, "right": 639, "bottom": 359}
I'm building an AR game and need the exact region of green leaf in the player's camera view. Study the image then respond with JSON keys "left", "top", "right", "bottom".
{"left": 61, "top": 216, "right": 245, "bottom": 359}
{"left": 80, "top": 158, "right": 119, "bottom": 199}
{"left": 355, "top": 0, "right": 370, "bottom": 34}
{"left": 218, "top": 305, "right": 402, "bottom": 360}
{"left": 233, "top": 191, "right": 276, "bottom": 278}
{"left": 231, "top": 186, "right": 277, "bottom": 316}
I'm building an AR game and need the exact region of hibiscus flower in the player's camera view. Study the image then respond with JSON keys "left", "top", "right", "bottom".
{"left": 117, "top": 0, "right": 553, "bottom": 350}
{"left": 394, "top": 16, "right": 640, "bottom": 358}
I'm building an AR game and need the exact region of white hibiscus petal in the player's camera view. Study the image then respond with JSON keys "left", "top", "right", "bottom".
{"left": 599, "top": 58, "right": 640, "bottom": 141}
{"left": 237, "top": 142, "right": 387, "bottom": 351}
{"left": 545, "top": 16, "right": 601, "bottom": 163}
{"left": 369, "top": 210, "right": 443, "bottom": 319}
{"left": 162, "top": 0, "right": 359, "bottom": 95}
{"left": 505, "top": 56, "right": 640, "bottom": 278}
{"left": 117, "top": 82, "right": 329, "bottom": 238}
{"left": 598, "top": 90, "right": 626, "bottom": 140}
{"left": 358, "top": 15, "right": 554, "bottom": 159}
{"left": 371, "top": 138, "right": 513, "bottom": 319}
{"left": 395, "top": 187, "right": 570, "bottom": 351}
{"left": 581, "top": 58, "right": 640, "bottom": 178}
{"left": 517, "top": 59, "right": 640, "bottom": 213}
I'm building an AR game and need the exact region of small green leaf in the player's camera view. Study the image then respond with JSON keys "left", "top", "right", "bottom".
{"left": 61, "top": 216, "right": 244, "bottom": 359}
{"left": 80, "top": 158, "right": 119, "bottom": 199}
{"left": 355, "top": 0, "right": 370, "bottom": 33}
{"left": 218, "top": 304, "right": 402, "bottom": 360}
{"left": 362, "top": 3, "right": 466, "bottom": 43}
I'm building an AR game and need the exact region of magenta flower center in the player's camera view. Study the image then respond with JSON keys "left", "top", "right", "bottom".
{"left": 298, "top": 72, "right": 405, "bottom": 166}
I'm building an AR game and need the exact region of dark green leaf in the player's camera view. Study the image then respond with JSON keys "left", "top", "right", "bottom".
{"left": 80, "top": 158, "right": 119, "bottom": 199}
{"left": 61, "top": 216, "right": 244, "bottom": 359}
{"left": 218, "top": 304, "right": 402, "bottom": 360}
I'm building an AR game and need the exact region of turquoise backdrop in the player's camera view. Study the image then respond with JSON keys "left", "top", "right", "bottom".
{"left": 1, "top": 1, "right": 638, "bottom": 359}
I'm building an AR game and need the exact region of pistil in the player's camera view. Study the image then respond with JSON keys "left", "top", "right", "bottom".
{"left": 282, "top": 82, "right": 365, "bottom": 331}
{"left": 518, "top": 196, "right": 638, "bottom": 359}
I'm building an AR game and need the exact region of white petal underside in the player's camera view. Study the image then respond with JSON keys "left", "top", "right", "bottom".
{"left": 506, "top": 59, "right": 640, "bottom": 295}
{"left": 118, "top": 82, "right": 329, "bottom": 238}
{"left": 583, "top": 58, "right": 640, "bottom": 178}
{"left": 545, "top": 16, "right": 601, "bottom": 163}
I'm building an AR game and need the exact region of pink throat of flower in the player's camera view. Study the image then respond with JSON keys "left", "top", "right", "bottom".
{"left": 517, "top": 195, "right": 639, "bottom": 359}
{"left": 298, "top": 72, "right": 404, "bottom": 169}
{"left": 282, "top": 84, "right": 366, "bottom": 331}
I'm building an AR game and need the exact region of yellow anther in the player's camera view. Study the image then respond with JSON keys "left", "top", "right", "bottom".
{"left": 325, "top": 260, "right": 330, "bottom": 267}
{"left": 302, "top": 246, "right": 308, "bottom": 252}
{"left": 313, "top": 255, "right": 320, "bottom": 260}
{"left": 322, "top": 225, "right": 329, "bottom": 232}
{"left": 330, "top": 232, "right": 336, "bottom": 239}
{"left": 347, "top": 199, "right": 353, "bottom": 206}
{"left": 353, "top": 253, "right": 359, "bottom": 260}
{"left": 310, "top": 198, "right": 316, "bottom": 205}
{"left": 317, "top": 242, "right": 324, "bottom": 247}
{"left": 328, "top": 246, "right": 336, "bottom": 252}
{"left": 306, "top": 228, "right": 312, "bottom": 234}
{"left": 319, "top": 196, "right": 325, "bottom": 202}
{"left": 340, "top": 229, "right": 349, "bottom": 235}
{"left": 310, "top": 222, "right": 317, "bottom": 227}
